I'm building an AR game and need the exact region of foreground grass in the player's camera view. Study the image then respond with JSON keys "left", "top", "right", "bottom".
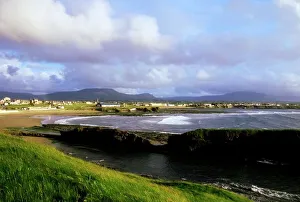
{"left": 0, "top": 134, "right": 251, "bottom": 202}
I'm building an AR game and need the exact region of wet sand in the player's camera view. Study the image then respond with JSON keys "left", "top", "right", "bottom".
{"left": 0, "top": 113, "right": 43, "bottom": 129}
{"left": 0, "top": 110, "right": 100, "bottom": 130}
{"left": 0, "top": 110, "right": 100, "bottom": 145}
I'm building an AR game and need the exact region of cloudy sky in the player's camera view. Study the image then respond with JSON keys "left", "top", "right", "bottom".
{"left": 0, "top": 0, "right": 300, "bottom": 96}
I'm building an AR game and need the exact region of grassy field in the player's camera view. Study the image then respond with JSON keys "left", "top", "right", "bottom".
{"left": 0, "top": 133, "right": 251, "bottom": 202}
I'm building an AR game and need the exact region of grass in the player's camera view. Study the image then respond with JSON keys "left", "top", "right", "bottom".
{"left": 0, "top": 133, "right": 251, "bottom": 202}
{"left": 63, "top": 103, "right": 97, "bottom": 111}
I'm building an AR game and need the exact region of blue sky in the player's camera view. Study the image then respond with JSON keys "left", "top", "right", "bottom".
{"left": 0, "top": 0, "right": 300, "bottom": 96}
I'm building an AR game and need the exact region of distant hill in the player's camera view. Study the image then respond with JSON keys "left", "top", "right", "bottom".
{"left": 0, "top": 88, "right": 158, "bottom": 101}
{"left": 0, "top": 92, "right": 35, "bottom": 100}
{"left": 166, "top": 91, "right": 284, "bottom": 102}
{"left": 39, "top": 88, "right": 157, "bottom": 101}
{"left": 1, "top": 89, "right": 299, "bottom": 102}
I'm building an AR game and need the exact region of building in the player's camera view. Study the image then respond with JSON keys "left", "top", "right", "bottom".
{"left": 129, "top": 108, "right": 137, "bottom": 112}
{"left": 167, "top": 103, "right": 175, "bottom": 107}
{"left": 96, "top": 102, "right": 121, "bottom": 108}
{"left": 149, "top": 103, "right": 167, "bottom": 107}
{"left": 3, "top": 97, "right": 11, "bottom": 102}
{"left": 30, "top": 98, "right": 41, "bottom": 105}
{"left": 10, "top": 99, "right": 21, "bottom": 105}
{"left": 20, "top": 100, "right": 30, "bottom": 104}
{"left": 203, "top": 103, "right": 214, "bottom": 108}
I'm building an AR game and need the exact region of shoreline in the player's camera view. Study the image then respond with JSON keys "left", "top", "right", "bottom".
{"left": 0, "top": 110, "right": 102, "bottom": 130}
{"left": 2, "top": 111, "right": 300, "bottom": 201}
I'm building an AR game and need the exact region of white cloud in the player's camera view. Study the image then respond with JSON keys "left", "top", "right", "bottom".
{"left": 278, "top": 0, "right": 300, "bottom": 16}
{"left": 0, "top": 0, "right": 172, "bottom": 50}
{"left": 196, "top": 69, "right": 211, "bottom": 80}
{"left": 114, "top": 88, "right": 139, "bottom": 94}
{"left": 0, "top": 55, "right": 64, "bottom": 92}
{"left": 127, "top": 15, "right": 173, "bottom": 50}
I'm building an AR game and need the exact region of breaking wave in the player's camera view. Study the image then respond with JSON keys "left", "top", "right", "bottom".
{"left": 157, "top": 116, "right": 192, "bottom": 125}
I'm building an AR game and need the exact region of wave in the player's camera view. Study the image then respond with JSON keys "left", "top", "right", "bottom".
{"left": 250, "top": 185, "right": 300, "bottom": 201}
{"left": 157, "top": 116, "right": 192, "bottom": 125}
{"left": 54, "top": 116, "right": 92, "bottom": 125}
{"left": 240, "top": 110, "right": 300, "bottom": 116}
{"left": 79, "top": 124, "right": 100, "bottom": 127}
{"left": 215, "top": 181, "right": 300, "bottom": 201}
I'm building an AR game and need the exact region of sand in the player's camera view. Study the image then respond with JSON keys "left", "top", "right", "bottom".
{"left": 0, "top": 114, "right": 43, "bottom": 129}
{"left": 0, "top": 110, "right": 101, "bottom": 145}
{"left": 0, "top": 110, "right": 101, "bottom": 130}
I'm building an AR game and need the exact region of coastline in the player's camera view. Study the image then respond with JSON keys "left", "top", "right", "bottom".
{"left": 2, "top": 111, "right": 300, "bottom": 201}
{"left": 0, "top": 110, "right": 254, "bottom": 201}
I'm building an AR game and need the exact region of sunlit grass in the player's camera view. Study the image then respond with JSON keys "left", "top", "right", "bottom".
{"left": 0, "top": 133, "right": 251, "bottom": 202}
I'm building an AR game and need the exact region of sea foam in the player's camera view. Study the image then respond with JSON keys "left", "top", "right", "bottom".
{"left": 157, "top": 116, "right": 192, "bottom": 125}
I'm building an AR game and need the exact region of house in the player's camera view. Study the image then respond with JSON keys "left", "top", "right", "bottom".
{"left": 149, "top": 103, "right": 167, "bottom": 107}
{"left": 3, "top": 97, "right": 11, "bottom": 102}
{"left": 20, "top": 100, "right": 30, "bottom": 104}
{"left": 30, "top": 98, "right": 40, "bottom": 105}
{"left": 167, "top": 103, "right": 175, "bottom": 107}
{"left": 203, "top": 103, "right": 214, "bottom": 108}
{"left": 176, "top": 104, "right": 187, "bottom": 107}
{"left": 96, "top": 102, "right": 121, "bottom": 108}
{"left": 129, "top": 108, "right": 137, "bottom": 112}
{"left": 10, "top": 99, "right": 21, "bottom": 105}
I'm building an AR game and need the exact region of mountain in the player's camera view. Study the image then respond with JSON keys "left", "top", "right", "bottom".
{"left": 39, "top": 88, "right": 157, "bottom": 101}
{"left": 0, "top": 88, "right": 157, "bottom": 101}
{"left": 166, "top": 91, "right": 281, "bottom": 102}
{"left": 1, "top": 89, "right": 299, "bottom": 102}
{"left": 0, "top": 91, "right": 35, "bottom": 100}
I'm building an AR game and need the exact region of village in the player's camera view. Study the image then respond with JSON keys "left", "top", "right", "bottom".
{"left": 0, "top": 96, "right": 299, "bottom": 112}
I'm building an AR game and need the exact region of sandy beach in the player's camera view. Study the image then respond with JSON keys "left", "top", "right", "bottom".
{"left": 0, "top": 110, "right": 102, "bottom": 144}
{"left": 0, "top": 110, "right": 101, "bottom": 130}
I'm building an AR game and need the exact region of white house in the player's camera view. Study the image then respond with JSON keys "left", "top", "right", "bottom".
{"left": 30, "top": 99, "right": 41, "bottom": 105}
{"left": 3, "top": 97, "right": 11, "bottom": 102}
{"left": 97, "top": 102, "right": 121, "bottom": 108}
{"left": 10, "top": 99, "right": 21, "bottom": 105}
{"left": 149, "top": 103, "right": 167, "bottom": 107}
{"left": 203, "top": 103, "right": 214, "bottom": 108}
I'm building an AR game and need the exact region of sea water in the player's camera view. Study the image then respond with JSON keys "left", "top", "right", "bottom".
{"left": 48, "top": 109, "right": 300, "bottom": 201}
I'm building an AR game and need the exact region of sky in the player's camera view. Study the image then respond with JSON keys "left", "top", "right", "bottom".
{"left": 0, "top": 0, "right": 300, "bottom": 97}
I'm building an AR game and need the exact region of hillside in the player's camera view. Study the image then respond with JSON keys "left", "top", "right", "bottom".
{"left": 1, "top": 89, "right": 298, "bottom": 102}
{"left": 39, "top": 88, "right": 157, "bottom": 101}
{"left": 0, "top": 91, "right": 35, "bottom": 99}
{"left": 0, "top": 88, "right": 158, "bottom": 101}
{"left": 0, "top": 133, "right": 250, "bottom": 202}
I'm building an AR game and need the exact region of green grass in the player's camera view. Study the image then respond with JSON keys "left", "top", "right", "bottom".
{"left": 0, "top": 133, "right": 251, "bottom": 202}
{"left": 63, "top": 103, "right": 96, "bottom": 110}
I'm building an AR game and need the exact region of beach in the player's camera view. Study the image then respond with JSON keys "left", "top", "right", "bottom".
{"left": 0, "top": 110, "right": 102, "bottom": 130}
{"left": 0, "top": 110, "right": 99, "bottom": 145}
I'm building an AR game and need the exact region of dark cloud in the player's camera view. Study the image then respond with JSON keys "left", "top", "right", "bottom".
{"left": 6, "top": 65, "right": 19, "bottom": 76}
{"left": 1, "top": 0, "right": 300, "bottom": 96}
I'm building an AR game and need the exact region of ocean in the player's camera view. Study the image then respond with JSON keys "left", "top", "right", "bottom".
{"left": 43, "top": 109, "right": 300, "bottom": 202}
{"left": 53, "top": 109, "right": 300, "bottom": 133}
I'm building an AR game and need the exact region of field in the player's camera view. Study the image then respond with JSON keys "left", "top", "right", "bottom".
{"left": 0, "top": 133, "right": 251, "bottom": 202}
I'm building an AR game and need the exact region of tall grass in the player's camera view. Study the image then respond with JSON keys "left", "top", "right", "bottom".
{"left": 0, "top": 133, "right": 251, "bottom": 202}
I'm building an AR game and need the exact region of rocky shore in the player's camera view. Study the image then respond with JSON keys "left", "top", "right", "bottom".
{"left": 10, "top": 124, "right": 300, "bottom": 166}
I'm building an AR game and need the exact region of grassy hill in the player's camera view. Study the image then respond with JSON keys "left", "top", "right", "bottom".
{"left": 0, "top": 133, "right": 251, "bottom": 202}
